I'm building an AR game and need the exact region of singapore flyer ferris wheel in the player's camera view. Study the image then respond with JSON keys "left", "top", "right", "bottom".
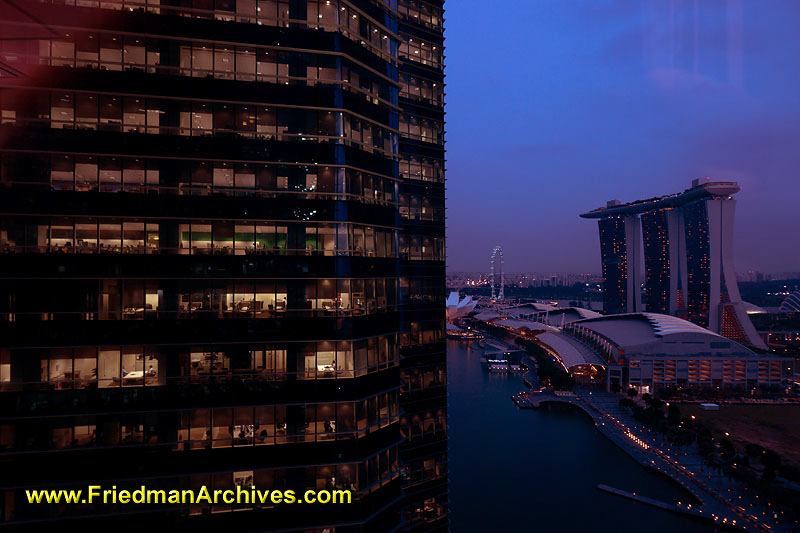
{"left": 490, "top": 246, "right": 504, "bottom": 301}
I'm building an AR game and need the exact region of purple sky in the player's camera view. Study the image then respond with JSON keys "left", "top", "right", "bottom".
{"left": 444, "top": 0, "right": 800, "bottom": 274}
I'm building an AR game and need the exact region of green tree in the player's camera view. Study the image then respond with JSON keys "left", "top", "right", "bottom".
{"left": 745, "top": 443, "right": 765, "bottom": 458}
{"left": 719, "top": 437, "right": 736, "bottom": 461}
{"left": 667, "top": 403, "right": 681, "bottom": 424}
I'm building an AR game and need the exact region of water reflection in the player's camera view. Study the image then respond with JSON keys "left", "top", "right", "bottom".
{"left": 447, "top": 339, "right": 717, "bottom": 532}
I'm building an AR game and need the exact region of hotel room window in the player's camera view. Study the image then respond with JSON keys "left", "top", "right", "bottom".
{"left": 50, "top": 217, "right": 74, "bottom": 252}
{"left": 122, "top": 159, "right": 145, "bottom": 192}
{"left": 99, "top": 95, "right": 121, "bottom": 132}
{"left": 192, "top": 45, "right": 213, "bottom": 77}
{"left": 251, "top": 282, "right": 272, "bottom": 317}
{"left": 192, "top": 223, "right": 212, "bottom": 252}
{"left": 196, "top": 102, "right": 215, "bottom": 134}
{"left": 123, "top": 38, "right": 146, "bottom": 69}
{"left": 75, "top": 93, "right": 97, "bottom": 130}
{"left": 233, "top": 408, "right": 254, "bottom": 446}
{"left": 214, "top": 104, "right": 234, "bottom": 132}
{"left": 143, "top": 349, "right": 165, "bottom": 386}
{"left": 235, "top": 48, "right": 256, "bottom": 81}
{"left": 212, "top": 408, "right": 233, "bottom": 448}
{"left": 354, "top": 340, "right": 367, "bottom": 376}
{"left": 0, "top": 351, "right": 11, "bottom": 391}
{"left": 316, "top": 342, "right": 337, "bottom": 379}
{"left": 45, "top": 349, "right": 73, "bottom": 390}
{"left": 99, "top": 35, "right": 122, "bottom": 71}
{"left": 50, "top": 154, "right": 74, "bottom": 190}
{"left": 51, "top": 424, "right": 72, "bottom": 449}
{"left": 254, "top": 406, "right": 275, "bottom": 445}
{"left": 73, "top": 348, "right": 97, "bottom": 388}
{"left": 98, "top": 349, "right": 119, "bottom": 388}
{"left": 122, "top": 97, "right": 146, "bottom": 133}
{"left": 190, "top": 409, "right": 211, "bottom": 449}
{"left": 211, "top": 220, "right": 233, "bottom": 253}
{"left": 74, "top": 219, "right": 97, "bottom": 253}
{"left": 266, "top": 348, "right": 287, "bottom": 378}
{"left": 145, "top": 98, "right": 162, "bottom": 134}
{"left": 121, "top": 414, "right": 143, "bottom": 444}
{"left": 297, "top": 344, "right": 314, "bottom": 380}
{"left": 74, "top": 418, "right": 96, "bottom": 447}
{"left": 336, "top": 402, "right": 355, "bottom": 439}
{"left": 50, "top": 40, "right": 75, "bottom": 67}
{"left": 351, "top": 279, "right": 365, "bottom": 314}
{"left": 74, "top": 158, "right": 96, "bottom": 191}
{"left": 365, "top": 279, "right": 376, "bottom": 313}
{"left": 255, "top": 50, "right": 276, "bottom": 83}
{"left": 235, "top": 106, "right": 256, "bottom": 138}
{"left": 122, "top": 280, "right": 145, "bottom": 319}
{"left": 51, "top": 92, "right": 73, "bottom": 129}
{"left": 98, "top": 280, "right": 121, "bottom": 320}
{"left": 336, "top": 342, "right": 354, "bottom": 378}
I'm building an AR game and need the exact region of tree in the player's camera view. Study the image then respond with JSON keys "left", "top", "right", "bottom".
{"left": 762, "top": 449, "right": 782, "bottom": 471}
{"left": 626, "top": 387, "right": 638, "bottom": 398}
{"left": 719, "top": 437, "right": 736, "bottom": 461}
{"left": 745, "top": 443, "right": 765, "bottom": 458}
{"left": 648, "top": 397, "right": 663, "bottom": 410}
{"left": 667, "top": 403, "right": 681, "bottom": 424}
{"left": 761, "top": 449, "right": 781, "bottom": 483}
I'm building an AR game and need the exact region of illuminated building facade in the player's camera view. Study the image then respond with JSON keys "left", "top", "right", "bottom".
{"left": 582, "top": 179, "right": 767, "bottom": 350}
{"left": 596, "top": 207, "right": 642, "bottom": 315}
{"left": 564, "top": 313, "right": 792, "bottom": 392}
{"left": 0, "top": 0, "right": 446, "bottom": 529}
{"left": 396, "top": 0, "right": 448, "bottom": 527}
{"left": 640, "top": 208, "right": 684, "bottom": 314}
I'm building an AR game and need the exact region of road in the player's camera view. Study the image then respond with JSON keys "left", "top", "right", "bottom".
{"left": 513, "top": 387, "right": 795, "bottom": 532}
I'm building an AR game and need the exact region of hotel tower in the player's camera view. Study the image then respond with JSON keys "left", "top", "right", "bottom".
{"left": 581, "top": 178, "right": 766, "bottom": 350}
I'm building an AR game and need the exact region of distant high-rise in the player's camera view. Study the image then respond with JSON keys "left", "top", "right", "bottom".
{"left": 581, "top": 178, "right": 767, "bottom": 350}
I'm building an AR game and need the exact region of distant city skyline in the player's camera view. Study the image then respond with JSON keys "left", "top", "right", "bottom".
{"left": 444, "top": 0, "right": 800, "bottom": 273}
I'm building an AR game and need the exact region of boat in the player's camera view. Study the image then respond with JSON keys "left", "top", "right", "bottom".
{"left": 445, "top": 323, "right": 484, "bottom": 340}
{"left": 480, "top": 340, "right": 526, "bottom": 373}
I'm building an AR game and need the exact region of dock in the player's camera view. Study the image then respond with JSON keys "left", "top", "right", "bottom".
{"left": 597, "top": 484, "right": 710, "bottom": 522}
{"left": 511, "top": 389, "right": 765, "bottom": 531}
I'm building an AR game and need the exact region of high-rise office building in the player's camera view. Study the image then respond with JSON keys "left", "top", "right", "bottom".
{"left": 0, "top": 0, "right": 446, "bottom": 529}
{"left": 581, "top": 179, "right": 766, "bottom": 350}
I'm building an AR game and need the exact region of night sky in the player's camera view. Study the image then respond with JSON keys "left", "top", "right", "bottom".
{"left": 444, "top": 0, "right": 800, "bottom": 274}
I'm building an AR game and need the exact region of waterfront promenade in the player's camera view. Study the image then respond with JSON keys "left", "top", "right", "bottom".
{"left": 512, "top": 388, "right": 790, "bottom": 532}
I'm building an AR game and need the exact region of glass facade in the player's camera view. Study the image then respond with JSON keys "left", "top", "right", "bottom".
{"left": 598, "top": 217, "right": 629, "bottom": 315}
{"left": 683, "top": 201, "right": 711, "bottom": 328}
{"left": 396, "top": 0, "right": 448, "bottom": 528}
{"left": 0, "top": 0, "right": 445, "bottom": 529}
{"left": 641, "top": 209, "right": 671, "bottom": 314}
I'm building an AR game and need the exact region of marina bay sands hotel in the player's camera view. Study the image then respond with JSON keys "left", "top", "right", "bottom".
{"left": 581, "top": 178, "right": 767, "bottom": 350}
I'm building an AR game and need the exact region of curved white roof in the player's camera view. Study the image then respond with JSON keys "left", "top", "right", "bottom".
{"left": 780, "top": 291, "right": 800, "bottom": 313}
{"left": 641, "top": 313, "right": 717, "bottom": 337}
{"left": 536, "top": 332, "right": 606, "bottom": 368}
{"left": 572, "top": 312, "right": 754, "bottom": 357}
